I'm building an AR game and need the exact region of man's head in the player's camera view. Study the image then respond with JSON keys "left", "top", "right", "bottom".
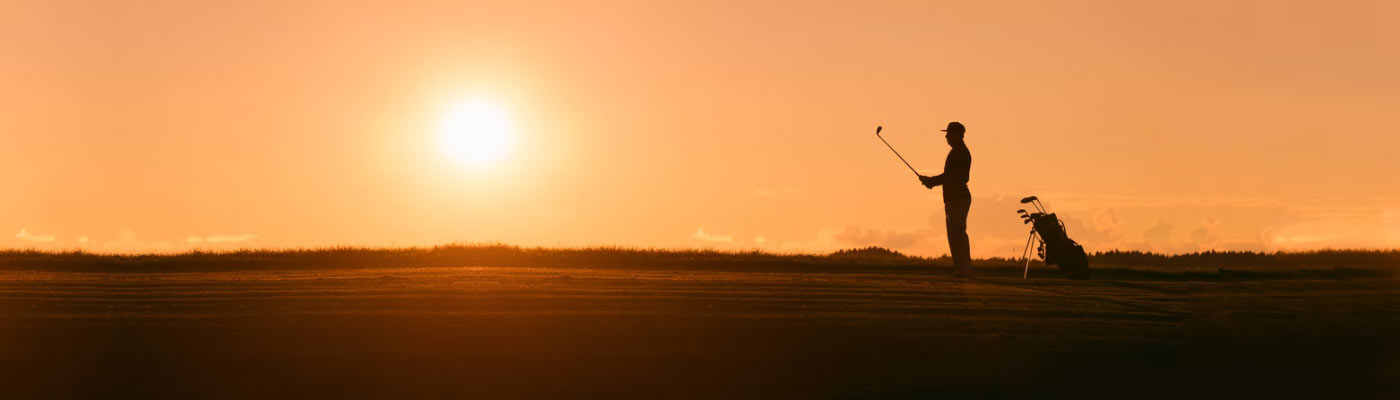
{"left": 941, "top": 121, "right": 965, "bottom": 145}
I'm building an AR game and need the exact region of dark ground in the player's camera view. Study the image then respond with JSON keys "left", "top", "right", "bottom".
{"left": 2, "top": 265, "right": 1398, "bottom": 398}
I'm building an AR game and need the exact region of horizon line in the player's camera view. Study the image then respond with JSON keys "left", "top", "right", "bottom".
{"left": 4, "top": 242, "right": 1399, "bottom": 259}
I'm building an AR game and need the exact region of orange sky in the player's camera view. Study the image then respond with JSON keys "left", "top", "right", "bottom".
{"left": 4, "top": 0, "right": 1399, "bottom": 257}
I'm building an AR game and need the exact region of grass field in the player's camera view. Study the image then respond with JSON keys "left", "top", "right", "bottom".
{"left": 2, "top": 246, "right": 1398, "bottom": 398}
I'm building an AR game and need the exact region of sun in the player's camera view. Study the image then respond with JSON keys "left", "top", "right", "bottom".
{"left": 439, "top": 100, "right": 513, "bottom": 166}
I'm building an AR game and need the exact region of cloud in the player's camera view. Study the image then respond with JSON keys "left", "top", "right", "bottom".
{"left": 187, "top": 234, "right": 258, "bottom": 244}
{"left": 1270, "top": 233, "right": 1342, "bottom": 245}
{"left": 779, "top": 227, "right": 843, "bottom": 253}
{"left": 76, "top": 236, "right": 90, "bottom": 245}
{"left": 1142, "top": 219, "right": 1175, "bottom": 246}
{"left": 1093, "top": 208, "right": 1123, "bottom": 233}
{"left": 833, "top": 226, "right": 940, "bottom": 249}
{"left": 100, "top": 228, "right": 175, "bottom": 253}
{"left": 753, "top": 235, "right": 767, "bottom": 245}
{"left": 1189, "top": 218, "right": 1220, "bottom": 246}
{"left": 14, "top": 228, "right": 55, "bottom": 243}
{"left": 691, "top": 228, "right": 734, "bottom": 243}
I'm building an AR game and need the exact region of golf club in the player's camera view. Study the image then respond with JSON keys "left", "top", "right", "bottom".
{"left": 1021, "top": 196, "right": 1045, "bottom": 213}
{"left": 874, "top": 126, "right": 919, "bottom": 176}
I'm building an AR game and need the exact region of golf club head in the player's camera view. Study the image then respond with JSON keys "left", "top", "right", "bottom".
{"left": 1023, "top": 219, "right": 1031, "bottom": 224}
{"left": 1020, "top": 196, "right": 1038, "bottom": 204}
{"left": 1016, "top": 209, "right": 1027, "bottom": 214}
{"left": 876, "top": 126, "right": 882, "bottom": 134}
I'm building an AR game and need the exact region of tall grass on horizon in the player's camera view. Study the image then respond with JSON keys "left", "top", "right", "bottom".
{"left": 0, "top": 244, "right": 935, "bottom": 273}
{"left": 0, "top": 244, "right": 1396, "bottom": 273}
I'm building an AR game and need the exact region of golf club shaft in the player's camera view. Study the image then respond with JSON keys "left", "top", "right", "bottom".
{"left": 876, "top": 132, "right": 919, "bottom": 176}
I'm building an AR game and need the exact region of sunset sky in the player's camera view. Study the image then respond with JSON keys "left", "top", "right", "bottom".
{"left": 4, "top": 0, "right": 1398, "bottom": 257}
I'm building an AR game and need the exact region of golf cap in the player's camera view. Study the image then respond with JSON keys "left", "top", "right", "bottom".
{"left": 940, "top": 121, "right": 965, "bottom": 135}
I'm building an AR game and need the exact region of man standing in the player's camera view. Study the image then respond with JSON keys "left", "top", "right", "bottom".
{"left": 919, "top": 122, "right": 973, "bottom": 278}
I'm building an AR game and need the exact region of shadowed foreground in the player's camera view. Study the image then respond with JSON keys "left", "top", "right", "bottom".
{"left": 2, "top": 265, "right": 1398, "bottom": 398}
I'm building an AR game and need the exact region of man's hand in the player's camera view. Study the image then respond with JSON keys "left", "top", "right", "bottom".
{"left": 919, "top": 175, "right": 936, "bottom": 189}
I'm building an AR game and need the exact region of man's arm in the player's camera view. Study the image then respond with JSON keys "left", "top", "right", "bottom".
{"left": 919, "top": 174, "right": 943, "bottom": 189}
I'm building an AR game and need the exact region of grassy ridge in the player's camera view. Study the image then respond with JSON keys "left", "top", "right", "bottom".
{"left": 1092, "top": 249, "right": 1400, "bottom": 269}
{"left": 0, "top": 244, "right": 1396, "bottom": 276}
{"left": 0, "top": 245, "right": 935, "bottom": 273}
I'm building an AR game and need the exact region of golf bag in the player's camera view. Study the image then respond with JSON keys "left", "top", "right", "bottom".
{"left": 1017, "top": 196, "right": 1091, "bottom": 279}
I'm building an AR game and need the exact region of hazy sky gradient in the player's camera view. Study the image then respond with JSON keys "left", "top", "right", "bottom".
{"left": 4, "top": 0, "right": 1398, "bottom": 257}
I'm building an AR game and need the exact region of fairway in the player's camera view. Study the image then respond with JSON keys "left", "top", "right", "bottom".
{"left": 3, "top": 265, "right": 1398, "bottom": 398}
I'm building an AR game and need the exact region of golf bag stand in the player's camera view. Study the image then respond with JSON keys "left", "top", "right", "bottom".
{"left": 1021, "top": 229, "right": 1038, "bottom": 279}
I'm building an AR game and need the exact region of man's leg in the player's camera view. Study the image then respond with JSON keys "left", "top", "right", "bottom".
{"left": 945, "top": 199, "right": 972, "bottom": 277}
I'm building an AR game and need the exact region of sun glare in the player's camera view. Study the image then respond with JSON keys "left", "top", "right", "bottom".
{"left": 440, "top": 100, "right": 513, "bottom": 166}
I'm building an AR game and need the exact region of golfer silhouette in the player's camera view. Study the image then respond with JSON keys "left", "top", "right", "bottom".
{"left": 918, "top": 122, "right": 973, "bottom": 278}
